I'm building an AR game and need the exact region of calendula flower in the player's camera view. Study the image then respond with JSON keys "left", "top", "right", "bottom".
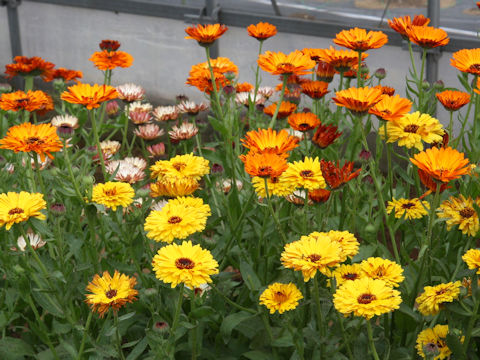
{"left": 186, "top": 68, "right": 229, "bottom": 94}
{"left": 16, "top": 231, "right": 46, "bottom": 251}
{"left": 144, "top": 197, "right": 210, "bottom": 243}
{"left": 258, "top": 50, "right": 316, "bottom": 76}
{"left": 0, "top": 192, "right": 46, "bottom": 230}
{"left": 129, "top": 108, "right": 152, "bottom": 124}
{"left": 410, "top": 147, "right": 470, "bottom": 183}
{"left": 4, "top": 56, "right": 55, "bottom": 79}
{"left": 406, "top": 26, "right": 449, "bottom": 48}
{"left": 387, "top": 198, "right": 430, "bottom": 220}
{"left": 99, "top": 140, "right": 121, "bottom": 158}
{"left": 375, "top": 85, "right": 395, "bottom": 96}
{"left": 85, "top": 270, "right": 138, "bottom": 318}
{"left": 150, "top": 179, "right": 199, "bottom": 198}
{"left": 177, "top": 101, "right": 209, "bottom": 115}
{"left": 283, "top": 157, "right": 326, "bottom": 190}
{"left": 316, "top": 47, "right": 369, "bottom": 72}
{"left": 241, "top": 128, "right": 299, "bottom": 155}
{"left": 360, "top": 257, "right": 405, "bottom": 288}
{"left": 308, "top": 188, "right": 331, "bottom": 203}
{"left": 287, "top": 112, "right": 320, "bottom": 132}
{"left": 89, "top": 50, "right": 133, "bottom": 70}
{"left": 147, "top": 143, "right": 166, "bottom": 158}
{"left": 240, "top": 152, "right": 288, "bottom": 178}
{"left": 251, "top": 174, "right": 296, "bottom": 197}
{"left": 169, "top": 123, "right": 199, "bottom": 142}
{"left": 191, "top": 57, "right": 238, "bottom": 75}
{"left": 333, "top": 27, "right": 388, "bottom": 51}
{"left": 259, "top": 283, "right": 303, "bottom": 314}
{"left": 134, "top": 124, "right": 164, "bottom": 140}
{"left": 450, "top": 48, "right": 480, "bottom": 75}
{"left": 369, "top": 94, "right": 412, "bottom": 122}
{"left": 311, "top": 230, "right": 359, "bottom": 261}
{"left": 331, "top": 264, "right": 365, "bottom": 287}
{"left": 416, "top": 325, "right": 461, "bottom": 360}
{"left": 61, "top": 83, "right": 118, "bottom": 109}
{"left": 333, "top": 278, "right": 402, "bottom": 319}
{"left": 150, "top": 153, "right": 209, "bottom": 183}
{"left": 300, "top": 80, "right": 330, "bottom": 99}
{"left": 388, "top": 15, "right": 430, "bottom": 38}
{"left": 185, "top": 23, "right": 228, "bottom": 46}
{"left": 0, "top": 90, "right": 52, "bottom": 112}
{"left": 51, "top": 114, "right": 79, "bottom": 129}
{"left": 263, "top": 101, "right": 297, "bottom": 118}
{"left": 463, "top": 249, "right": 480, "bottom": 274}
{"left": 333, "top": 86, "right": 383, "bottom": 115}
{"left": 235, "top": 92, "right": 266, "bottom": 107}
{"left": 152, "top": 241, "right": 219, "bottom": 288}
{"left": 312, "top": 123, "right": 342, "bottom": 148}
{"left": 437, "top": 195, "right": 480, "bottom": 236}
{"left": 320, "top": 160, "right": 361, "bottom": 190}
{"left": 43, "top": 67, "right": 83, "bottom": 82}
{"left": 285, "top": 190, "right": 313, "bottom": 206}
{"left": 116, "top": 83, "right": 145, "bottom": 103}
{"left": 235, "top": 82, "right": 254, "bottom": 93}
{"left": 416, "top": 281, "right": 461, "bottom": 315}
{"left": 0, "top": 122, "right": 62, "bottom": 161}
{"left": 247, "top": 22, "right": 277, "bottom": 40}
{"left": 257, "top": 86, "right": 275, "bottom": 99}
{"left": 436, "top": 90, "right": 470, "bottom": 111}
{"left": 92, "top": 182, "right": 135, "bottom": 211}
{"left": 99, "top": 39, "right": 121, "bottom": 51}
{"left": 316, "top": 61, "right": 336, "bottom": 82}
{"left": 281, "top": 233, "right": 343, "bottom": 281}
{"left": 152, "top": 105, "right": 179, "bottom": 122}
{"left": 105, "top": 161, "right": 145, "bottom": 184}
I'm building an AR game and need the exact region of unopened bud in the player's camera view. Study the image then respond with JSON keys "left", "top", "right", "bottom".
{"left": 374, "top": 68, "right": 386, "bottom": 80}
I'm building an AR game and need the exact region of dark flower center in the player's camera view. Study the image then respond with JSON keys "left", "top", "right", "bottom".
{"left": 173, "top": 162, "right": 187, "bottom": 171}
{"left": 8, "top": 207, "right": 24, "bottom": 215}
{"left": 300, "top": 170, "right": 314, "bottom": 178}
{"left": 299, "top": 123, "right": 310, "bottom": 130}
{"left": 175, "top": 257, "right": 195, "bottom": 269}
{"left": 270, "top": 177, "right": 280, "bottom": 184}
{"left": 357, "top": 293, "right": 376, "bottom": 304}
{"left": 404, "top": 124, "right": 419, "bottom": 133}
{"left": 104, "top": 189, "right": 117, "bottom": 196}
{"left": 343, "top": 273, "right": 359, "bottom": 280}
{"left": 274, "top": 291, "right": 288, "bottom": 302}
{"left": 168, "top": 216, "right": 182, "bottom": 224}
{"left": 308, "top": 254, "right": 321, "bottom": 262}
{"left": 460, "top": 207, "right": 475, "bottom": 218}
{"left": 105, "top": 289, "right": 117, "bottom": 299}
{"left": 468, "top": 64, "right": 480, "bottom": 72}
{"left": 258, "top": 166, "right": 273, "bottom": 175}
{"left": 402, "top": 202, "right": 415, "bottom": 209}
{"left": 436, "top": 288, "right": 447, "bottom": 295}
{"left": 26, "top": 137, "right": 44, "bottom": 144}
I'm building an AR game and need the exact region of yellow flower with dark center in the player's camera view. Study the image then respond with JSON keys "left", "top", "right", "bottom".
{"left": 283, "top": 157, "right": 326, "bottom": 191}
{"left": 251, "top": 175, "right": 296, "bottom": 197}
{"left": 281, "top": 233, "right": 343, "bottom": 281}
{"left": 387, "top": 197, "right": 430, "bottom": 220}
{"left": 333, "top": 27, "right": 388, "bottom": 51}
{"left": 462, "top": 249, "right": 480, "bottom": 274}
{"left": 85, "top": 270, "right": 138, "bottom": 318}
{"left": 309, "top": 230, "right": 359, "bottom": 261}
{"left": 150, "top": 179, "right": 199, "bottom": 198}
{"left": 259, "top": 283, "right": 303, "bottom": 314}
{"left": 331, "top": 264, "right": 365, "bottom": 287}
{"left": 416, "top": 281, "right": 461, "bottom": 316}
{"left": 333, "top": 277, "right": 402, "bottom": 319}
{"left": 437, "top": 195, "right": 480, "bottom": 236}
{"left": 92, "top": 182, "right": 135, "bottom": 211}
{"left": 416, "top": 325, "right": 462, "bottom": 360}
{"left": 360, "top": 257, "right": 405, "bottom": 288}
{"left": 0, "top": 191, "right": 46, "bottom": 230}
{"left": 144, "top": 197, "right": 211, "bottom": 243}
{"left": 152, "top": 240, "right": 219, "bottom": 288}
{"left": 150, "top": 153, "right": 210, "bottom": 184}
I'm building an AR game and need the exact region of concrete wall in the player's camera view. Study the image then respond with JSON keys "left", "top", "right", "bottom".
{"left": 0, "top": 6, "right": 12, "bottom": 69}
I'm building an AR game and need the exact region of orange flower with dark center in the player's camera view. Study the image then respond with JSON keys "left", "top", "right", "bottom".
{"left": 240, "top": 152, "right": 288, "bottom": 178}
{"left": 369, "top": 94, "right": 412, "bottom": 122}
{"left": 388, "top": 15, "right": 430, "bottom": 38}
{"left": 312, "top": 123, "right": 342, "bottom": 148}
{"left": 185, "top": 23, "right": 228, "bottom": 45}
{"left": 302, "top": 48, "right": 326, "bottom": 62}
{"left": 374, "top": 85, "right": 395, "bottom": 96}
{"left": 263, "top": 101, "right": 297, "bottom": 118}
{"left": 451, "top": 48, "right": 480, "bottom": 75}
{"left": 410, "top": 147, "right": 471, "bottom": 183}
{"left": 0, "top": 122, "right": 62, "bottom": 161}
{"left": 89, "top": 50, "right": 133, "bottom": 70}
{"left": 99, "top": 39, "right": 121, "bottom": 51}
{"left": 308, "top": 188, "right": 331, "bottom": 203}
{"left": 316, "top": 61, "right": 336, "bottom": 82}
{"left": 320, "top": 160, "right": 361, "bottom": 189}
{"left": 300, "top": 80, "right": 330, "bottom": 99}
{"left": 236, "top": 82, "right": 254, "bottom": 93}
{"left": 333, "top": 86, "right": 383, "bottom": 115}
{"left": 436, "top": 90, "right": 470, "bottom": 111}
{"left": 405, "top": 26, "right": 449, "bottom": 48}
{"left": 333, "top": 28, "right": 388, "bottom": 51}
{"left": 241, "top": 128, "right": 299, "bottom": 154}
{"left": 0, "top": 90, "right": 52, "bottom": 112}
{"left": 247, "top": 22, "right": 277, "bottom": 40}
{"left": 316, "top": 47, "right": 369, "bottom": 72}
{"left": 36, "top": 93, "right": 54, "bottom": 116}
{"left": 258, "top": 50, "right": 316, "bottom": 76}
{"left": 4, "top": 56, "right": 55, "bottom": 79}
{"left": 343, "top": 63, "right": 369, "bottom": 79}
{"left": 43, "top": 68, "right": 83, "bottom": 82}
{"left": 190, "top": 57, "right": 238, "bottom": 75}
{"left": 61, "top": 83, "right": 118, "bottom": 109}
{"left": 186, "top": 68, "right": 229, "bottom": 94}
{"left": 288, "top": 112, "right": 320, "bottom": 132}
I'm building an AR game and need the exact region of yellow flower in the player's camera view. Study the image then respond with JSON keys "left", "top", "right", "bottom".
{"left": 333, "top": 277, "right": 402, "bottom": 319}
{"left": 462, "top": 248, "right": 480, "bottom": 274}
{"left": 259, "top": 283, "right": 303, "bottom": 314}
{"left": 331, "top": 264, "right": 365, "bottom": 287}
{"left": 85, "top": 270, "right": 138, "bottom": 318}
{"left": 416, "top": 325, "right": 463, "bottom": 360}
{"left": 383, "top": 111, "right": 444, "bottom": 150}
{"left": 150, "top": 179, "right": 199, "bottom": 198}
{"left": 152, "top": 240, "right": 219, "bottom": 288}
{"left": 310, "top": 230, "right": 359, "bottom": 261}
{"left": 251, "top": 175, "right": 296, "bottom": 197}
{"left": 437, "top": 195, "right": 480, "bottom": 236}
{"left": 360, "top": 257, "right": 405, "bottom": 287}
{"left": 283, "top": 157, "right": 326, "bottom": 191}
{"left": 281, "top": 233, "right": 343, "bottom": 281}
{"left": 387, "top": 197, "right": 430, "bottom": 220}
{"left": 91, "top": 182, "right": 135, "bottom": 211}
{"left": 0, "top": 191, "right": 46, "bottom": 230}
{"left": 144, "top": 197, "right": 211, "bottom": 243}
{"left": 150, "top": 153, "right": 210, "bottom": 184}
{"left": 415, "top": 281, "right": 461, "bottom": 316}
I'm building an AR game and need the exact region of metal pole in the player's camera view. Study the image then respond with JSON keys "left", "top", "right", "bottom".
{"left": 5, "top": 0, "right": 22, "bottom": 58}
{"left": 205, "top": 0, "right": 219, "bottom": 59}
{"left": 426, "top": 0, "right": 439, "bottom": 85}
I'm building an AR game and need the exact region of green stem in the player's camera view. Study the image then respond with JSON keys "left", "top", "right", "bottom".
{"left": 312, "top": 275, "right": 325, "bottom": 359}
{"left": 250, "top": 40, "right": 264, "bottom": 115}
{"left": 90, "top": 109, "right": 107, "bottom": 180}
{"left": 425, "top": 186, "right": 441, "bottom": 283}
{"left": 24, "top": 76, "right": 34, "bottom": 92}
{"left": 62, "top": 138, "right": 84, "bottom": 200}
{"left": 122, "top": 103, "right": 130, "bottom": 154}
{"left": 205, "top": 47, "right": 224, "bottom": 122}
{"left": 261, "top": 312, "right": 279, "bottom": 360}
{"left": 408, "top": 41, "right": 419, "bottom": 80}
{"left": 24, "top": 153, "right": 36, "bottom": 192}
{"left": 286, "top": 316, "right": 304, "bottom": 360}
{"left": 168, "top": 284, "right": 184, "bottom": 356}
{"left": 263, "top": 177, "right": 288, "bottom": 244}
{"left": 76, "top": 311, "right": 93, "bottom": 360}
{"left": 114, "top": 312, "right": 126, "bottom": 360}
{"left": 337, "top": 312, "right": 354, "bottom": 360}
{"left": 268, "top": 74, "right": 288, "bottom": 128}
{"left": 454, "top": 77, "right": 476, "bottom": 148}
{"left": 447, "top": 111, "right": 454, "bottom": 139}
{"left": 366, "top": 319, "right": 380, "bottom": 360}
{"left": 357, "top": 50, "right": 363, "bottom": 87}
{"left": 384, "top": 123, "right": 393, "bottom": 199}
{"left": 418, "top": 48, "right": 427, "bottom": 111}
{"left": 463, "top": 276, "right": 480, "bottom": 351}
{"left": 210, "top": 284, "right": 256, "bottom": 314}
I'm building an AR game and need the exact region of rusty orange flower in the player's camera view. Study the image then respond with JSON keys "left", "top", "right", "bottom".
{"left": 190, "top": 57, "right": 238, "bottom": 75}
{"left": 388, "top": 15, "right": 430, "bottom": 38}
{"left": 436, "top": 90, "right": 470, "bottom": 111}
{"left": 369, "top": 94, "right": 412, "bottom": 122}
{"left": 4, "top": 56, "right": 55, "bottom": 79}
{"left": 61, "top": 83, "right": 118, "bottom": 109}
{"left": 333, "top": 28, "right": 388, "bottom": 51}
{"left": 0, "top": 90, "right": 52, "bottom": 112}
{"left": 451, "top": 48, "right": 480, "bottom": 75}
{"left": 309, "top": 188, "right": 331, "bottom": 203}
{"left": 240, "top": 151, "right": 288, "bottom": 178}
{"left": 333, "top": 86, "right": 383, "bottom": 115}
{"left": 316, "top": 61, "right": 336, "bottom": 82}
{"left": 99, "top": 39, "right": 121, "bottom": 51}
{"left": 0, "top": 122, "right": 62, "bottom": 161}
{"left": 320, "top": 160, "right": 361, "bottom": 189}
{"left": 312, "top": 123, "right": 342, "bottom": 148}
{"left": 288, "top": 112, "right": 320, "bottom": 132}
{"left": 258, "top": 50, "right": 316, "bottom": 76}
{"left": 316, "top": 47, "right": 369, "bottom": 72}
{"left": 186, "top": 68, "right": 229, "bottom": 94}
{"left": 300, "top": 80, "right": 330, "bottom": 99}
{"left": 406, "top": 26, "right": 449, "bottom": 48}
{"left": 185, "top": 23, "right": 228, "bottom": 45}
{"left": 343, "top": 63, "right": 369, "bottom": 79}
{"left": 89, "top": 50, "right": 133, "bottom": 70}
{"left": 241, "top": 128, "right": 299, "bottom": 155}
{"left": 236, "top": 82, "right": 254, "bottom": 93}
{"left": 418, "top": 169, "right": 450, "bottom": 197}
{"left": 43, "top": 67, "right": 83, "bottom": 82}
{"left": 374, "top": 85, "right": 395, "bottom": 96}
{"left": 247, "top": 22, "right": 277, "bottom": 40}
{"left": 263, "top": 101, "right": 297, "bottom": 118}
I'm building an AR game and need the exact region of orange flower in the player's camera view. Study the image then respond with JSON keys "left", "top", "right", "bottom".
{"left": 185, "top": 23, "right": 228, "bottom": 45}
{"left": 316, "top": 47, "right": 369, "bottom": 72}
{"left": 451, "top": 48, "right": 480, "bottom": 75}
{"left": 374, "top": 85, "right": 395, "bottom": 96}
{"left": 0, "top": 90, "right": 52, "bottom": 112}
{"left": 99, "top": 39, "right": 121, "bottom": 51}
{"left": 247, "top": 22, "right": 277, "bottom": 40}
{"left": 240, "top": 152, "right": 288, "bottom": 178}
{"left": 43, "top": 67, "right": 83, "bottom": 82}
{"left": 410, "top": 147, "right": 471, "bottom": 183}
{"left": 4, "top": 56, "right": 55, "bottom": 79}
{"left": 312, "top": 123, "right": 342, "bottom": 148}
{"left": 316, "top": 61, "right": 336, "bottom": 82}
{"left": 333, "top": 86, "right": 383, "bottom": 115}
{"left": 320, "top": 160, "right": 361, "bottom": 189}
{"left": 0, "top": 122, "right": 62, "bottom": 161}
{"left": 288, "top": 112, "right": 320, "bottom": 132}
{"left": 369, "top": 94, "right": 412, "bottom": 122}
{"left": 418, "top": 169, "right": 450, "bottom": 196}
{"left": 436, "top": 90, "right": 470, "bottom": 111}
{"left": 190, "top": 57, "right": 238, "bottom": 75}
{"left": 241, "top": 128, "right": 299, "bottom": 154}
{"left": 61, "top": 83, "right": 118, "bottom": 109}
{"left": 186, "top": 68, "right": 229, "bottom": 94}
{"left": 309, "top": 188, "right": 331, "bottom": 203}
{"left": 300, "top": 80, "right": 330, "bottom": 99}
{"left": 236, "top": 82, "right": 254, "bottom": 93}
{"left": 263, "top": 101, "right": 297, "bottom": 118}
{"left": 36, "top": 93, "right": 54, "bottom": 116}
{"left": 474, "top": 78, "right": 480, "bottom": 96}
{"left": 405, "top": 26, "right": 449, "bottom": 48}
{"left": 258, "top": 50, "right": 316, "bottom": 76}
{"left": 388, "top": 15, "right": 430, "bottom": 38}
{"left": 333, "top": 28, "right": 388, "bottom": 51}
{"left": 89, "top": 50, "right": 133, "bottom": 70}
{"left": 343, "top": 63, "right": 369, "bottom": 79}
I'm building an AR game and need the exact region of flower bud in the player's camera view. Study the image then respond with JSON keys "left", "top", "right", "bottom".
{"left": 106, "top": 100, "right": 120, "bottom": 116}
{"left": 433, "top": 80, "right": 444, "bottom": 90}
{"left": 422, "top": 80, "right": 430, "bottom": 90}
{"left": 374, "top": 68, "right": 386, "bottom": 80}
{"left": 82, "top": 176, "right": 95, "bottom": 187}
{"left": 50, "top": 202, "right": 66, "bottom": 216}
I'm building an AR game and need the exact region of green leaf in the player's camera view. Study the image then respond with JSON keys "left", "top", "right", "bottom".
{"left": 0, "top": 337, "right": 34, "bottom": 359}
{"left": 118, "top": 312, "right": 136, "bottom": 322}
{"left": 220, "top": 311, "right": 253, "bottom": 343}
{"left": 446, "top": 333, "right": 466, "bottom": 360}
{"left": 126, "top": 337, "right": 148, "bottom": 360}
{"left": 239, "top": 261, "right": 261, "bottom": 291}
{"left": 242, "top": 350, "right": 271, "bottom": 360}
{"left": 31, "top": 290, "right": 65, "bottom": 318}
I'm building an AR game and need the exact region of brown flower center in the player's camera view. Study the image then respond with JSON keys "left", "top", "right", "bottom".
{"left": 8, "top": 207, "right": 24, "bottom": 215}
{"left": 300, "top": 170, "right": 314, "bottom": 178}
{"left": 299, "top": 123, "right": 310, "bottom": 130}
{"left": 104, "top": 189, "right": 117, "bottom": 196}
{"left": 105, "top": 289, "right": 117, "bottom": 299}
{"left": 172, "top": 162, "right": 187, "bottom": 171}
{"left": 357, "top": 293, "right": 376, "bottom": 304}
{"left": 343, "top": 273, "right": 359, "bottom": 280}
{"left": 175, "top": 257, "right": 195, "bottom": 269}
{"left": 270, "top": 177, "right": 280, "bottom": 184}
{"left": 403, "top": 124, "right": 419, "bottom": 133}
{"left": 258, "top": 166, "right": 273, "bottom": 176}
{"left": 168, "top": 216, "right": 182, "bottom": 224}
{"left": 436, "top": 288, "right": 447, "bottom": 295}
{"left": 460, "top": 207, "right": 475, "bottom": 218}
{"left": 26, "top": 137, "right": 44, "bottom": 145}
{"left": 402, "top": 202, "right": 415, "bottom": 209}
{"left": 468, "top": 63, "right": 480, "bottom": 72}
{"left": 308, "top": 254, "right": 322, "bottom": 262}
{"left": 274, "top": 291, "right": 288, "bottom": 303}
